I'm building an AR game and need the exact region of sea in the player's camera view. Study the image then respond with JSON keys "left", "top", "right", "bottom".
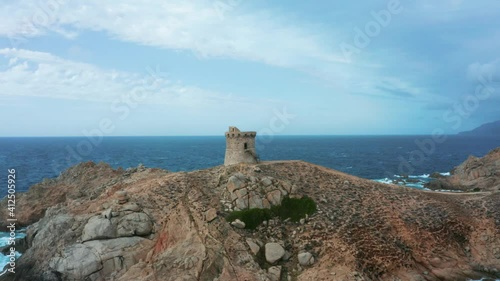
{"left": 0, "top": 135, "right": 499, "bottom": 277}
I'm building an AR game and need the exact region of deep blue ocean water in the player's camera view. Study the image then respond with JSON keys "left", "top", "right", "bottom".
{"left": 0, "top": 135, "right": 498, "bottom": 197}
{"left": 0, "top": 135, "right": 499, "bottom": 276}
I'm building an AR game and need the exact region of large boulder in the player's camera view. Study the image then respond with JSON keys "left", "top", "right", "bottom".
{"left": 49, "top": 237, "right": 151, "bottom": 280}
{"left": 81, "top": 211, "right": 153, "bottom": 242}
{"left": 248, "top": 193, "right": 264, "bottom": 209}
{"left": 116, "top": 212, "right": 153, "bottom": 237}
{"left": 49, "top": 244, "right": 102, "bottom": 280}
{"left": 265, "top": 243, "right": 285, "bottom": 264}
{"left": 81, "top": 216, "right": 115, "bottom": 242}
{"left": 266, "top": 190, "right": 282, "bottom": 206}
{"left": 227, "top": 173, "right": 247, "bottom": 193}
{"left": 84, "top": 237, "right": 150, "bottom": 277}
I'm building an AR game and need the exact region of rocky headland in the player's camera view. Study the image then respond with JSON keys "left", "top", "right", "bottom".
{"left": 0, "top": 156, "right": 499, "bottom": 281}
{"left": 458, "top": 120, "right": 500, "bottom": 136}
{"left": 426, "top": 148, "right": 500, "bottom": 192}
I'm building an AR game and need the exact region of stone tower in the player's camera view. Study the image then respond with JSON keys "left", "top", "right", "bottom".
{"left": 224, "top": 126, "right": 259, "bottom": 165}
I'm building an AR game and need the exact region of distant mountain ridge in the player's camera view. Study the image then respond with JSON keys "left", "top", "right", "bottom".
{"left": 458, "top": 120, "right": 500, "bottom": 136}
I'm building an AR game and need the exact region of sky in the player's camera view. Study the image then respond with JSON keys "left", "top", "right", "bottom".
{"left": 0, "top": 0, "right": 499, "bottom": 136}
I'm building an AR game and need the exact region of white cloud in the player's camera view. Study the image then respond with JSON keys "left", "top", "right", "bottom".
{"left": 466, "top": 60, "right": 500, "bottom": 100}
{"left": 0, "top": 0, "right": 465, "bottom": 106}
{"left": 0, "top": 48, "right": 275, "bottom": 110}
{"left": 0, "top": 0, "right": 348, "bottom": 67}
{"left": 467, "top": 60, "right": 500, "bottom": 82}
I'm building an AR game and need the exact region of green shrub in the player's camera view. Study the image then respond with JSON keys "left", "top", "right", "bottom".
{"left": 226, "top": 196, "right": 317, "bottom": 229}
{"left": 272, "top": 196, "right": 317, "bottom": 222}
{"left": 226, "top": 208, "right": 272, "bottom": 229}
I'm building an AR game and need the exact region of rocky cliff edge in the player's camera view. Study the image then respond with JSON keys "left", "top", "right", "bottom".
{"left": 426, "top": 148, "right": 500, "bottom": 192}
{"left": 0, "top": 160, "right": 499, "bottom": 281}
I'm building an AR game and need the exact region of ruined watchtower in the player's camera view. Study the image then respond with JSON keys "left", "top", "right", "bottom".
{"left": 224, "top": 126, "right": 259, "bottom": 165}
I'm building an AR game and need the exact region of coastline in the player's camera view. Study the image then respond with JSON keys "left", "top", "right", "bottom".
{"left": 0, "top": 157, "right": 498, "bottom": 280}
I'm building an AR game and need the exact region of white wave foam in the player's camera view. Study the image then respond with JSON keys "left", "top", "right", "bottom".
{"left": 373, "top": 178, "right": 428, "bottom": 189}
{"left": 404, "top": 182, "right": 426, "bottom": 189}
{"left": 0, "top": 232, "right": 25, "bottom": 247}
{"left": 374, "top": 178, "right": 393, "bottom": 185}
{"left": 0, "top": 231, "right": 26, "bottom": 271}
{"left": 408, "top": 174, "right": 430, "bottom": 179}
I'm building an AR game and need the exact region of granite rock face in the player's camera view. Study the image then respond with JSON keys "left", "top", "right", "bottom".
{"left": 81, "top": 216, "right": 115, "bottom": 241}
{"left": 0, "top": 158, "right": 499, "bottom": 281}
{"left": 7, "top": 194, "right": 154, "bottom": 280}
{"left": 222, "top": 172, "right": 295, "bottom": 211}
{"left": 426, "top": 148, "right": 500, "bottom": 192}
{"left": 49, "top": 244, "right": 103, "bottom": 279}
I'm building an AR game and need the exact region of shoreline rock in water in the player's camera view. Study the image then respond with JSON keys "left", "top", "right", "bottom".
{"left": 425, "top": 148, "right": 500, "bottom": 192}
{"left": 0, "top": 157, "right": 499, "bottom": 281}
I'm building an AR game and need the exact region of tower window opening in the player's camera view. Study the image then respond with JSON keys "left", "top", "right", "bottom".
{"left": 244, "top": 143, "right": 248, "bottom": 150}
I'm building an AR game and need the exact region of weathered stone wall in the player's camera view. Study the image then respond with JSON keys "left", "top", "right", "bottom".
{"left": 224, "top": 127, "right": 258, "bottom": 165}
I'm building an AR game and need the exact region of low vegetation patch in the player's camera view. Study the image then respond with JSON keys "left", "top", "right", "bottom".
{"left": 226, "top": 196, "right": 317, "bottom": 229}
{"left": 226, "top": 208, "right": 272, "bottom": 229}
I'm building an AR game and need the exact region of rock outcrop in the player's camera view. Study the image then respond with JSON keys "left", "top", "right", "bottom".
{"left": 426, "top": 148, "right": 500, "bottom": 192}
{"left": 222, "top": 172, "right": 296, "bottom": 211}
{"left": 0, "top": 159, "right": 499, "bottom": 281}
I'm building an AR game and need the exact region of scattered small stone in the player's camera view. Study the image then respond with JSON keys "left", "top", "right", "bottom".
{"left": 261, "top": 177, "right": 273, "bottom": 187}
{"left": 265, "top": 243, "right": 285, "bottom": 264}
{"left": 121, "top": 202, "right": 141, "bottom": 212}
{"left": 116, "top": 190, "right": 128, "bottom": 204}
{"left": 102, "top": 209, "right": 112, "bottom": 219}
{"left": 298, "top": 252, "right": 315, "bottom": 266}
{"left": 282, "top": 251, "right": 292, "bottom": 261}
{"left": 268, "top": 266, "right": 282, "bottom": 281}
{"left": 246, "top": 238, "right": 260, "bottom": 255}
{"left": 205, "top": 208, "right": 217, "bottom": 222}
{"left": 231, "top": 219, "right": 245, "bottom": 229}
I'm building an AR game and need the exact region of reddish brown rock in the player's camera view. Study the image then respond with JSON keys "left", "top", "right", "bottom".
{"left": 426, "top": 148, "right": 500, "bottom": 192}
{"left": 0, "top": 159, "right": 498, "bottom": 281}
